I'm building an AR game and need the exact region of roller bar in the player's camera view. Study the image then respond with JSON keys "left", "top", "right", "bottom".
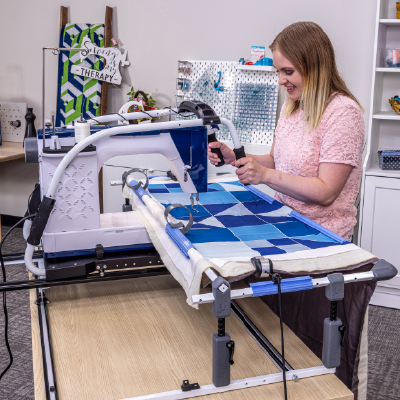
{"left": 191, "top": 270, "right": 379, "bottom": 305}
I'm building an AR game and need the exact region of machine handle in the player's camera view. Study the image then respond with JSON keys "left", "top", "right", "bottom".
{"left": 208, "top": 132, "right": 225, "bottom": 167}
{"left": 233, "top": 145, "right": 248, "bottom": 184}
{"left": 227, "top": 340, "right": 235, "bottom": 365}
{"left": 27, "top": 196, "right": 55, "bottom": 246}
{"left": 339, "top": 325, "right": 346, "bottom": 347}
{"left": 233, "top": 146, "right": 246, "bottom": 162}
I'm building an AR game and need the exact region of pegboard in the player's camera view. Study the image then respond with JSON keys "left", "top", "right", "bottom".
{"left": 176, "top": 60, "right": 279, "bottom": 146}
{"left": 0, "top": 102, "right": 27, "bottom": 143}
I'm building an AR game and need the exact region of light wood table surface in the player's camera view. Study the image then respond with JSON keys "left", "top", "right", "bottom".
{"left": 30, "top": 274, "right": 353, "bottom": 400}
{"left": 0, "top": 141, "right": 25, "bottom": 239}
{"left": 0, "top": 141, "right": 24, "bottom": 163}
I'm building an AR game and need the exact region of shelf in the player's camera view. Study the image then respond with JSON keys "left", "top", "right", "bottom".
{"left": 376, "top": 68, "right": 400, "bottom": 72}
{"left": 379, "top": 19, "right": 400, "bottom": 25}
{"left": 366, "top": 163, "right": 400, "bottom": 178}
{"left": 235, "top": 65, "right": 276, "bottom": 72}
{"left": 372, "top": 111, "right": 400, "bottom": 120}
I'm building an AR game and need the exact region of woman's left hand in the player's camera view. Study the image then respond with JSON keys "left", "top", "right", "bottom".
{"left": 233, "top": 157, "right": 269, "bottom": 185}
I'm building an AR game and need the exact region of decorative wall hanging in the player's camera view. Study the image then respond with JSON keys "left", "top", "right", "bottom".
{"left": 71, "top": 35, "right": 129, "bottom": 85}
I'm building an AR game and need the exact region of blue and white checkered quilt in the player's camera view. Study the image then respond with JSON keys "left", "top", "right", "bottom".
{"left": 147, "top": 180, "right": 349, "bottom": 260}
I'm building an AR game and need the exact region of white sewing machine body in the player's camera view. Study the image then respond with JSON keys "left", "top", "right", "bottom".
{"left": 37, "top": 121, "right": 209, "bottom": 259}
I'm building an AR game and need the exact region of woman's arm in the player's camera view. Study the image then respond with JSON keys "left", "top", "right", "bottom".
{"left": 208, "top": 139, "right": 276, "bottom": 169}
{"left": 234, "top": 157, "right": 354, "bottom": 207}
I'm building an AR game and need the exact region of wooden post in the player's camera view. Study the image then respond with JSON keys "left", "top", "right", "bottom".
{"left": 60, "top": 6, "right": 68, "bottom": 33}
{"left": 100, "top": 6, "right": 113, "bottom": 117}
{"left": 56, "top": 7, "right": 69, "bottom": 107}
{"left": 98, "top": 6, "right": 113, "bottom": 214}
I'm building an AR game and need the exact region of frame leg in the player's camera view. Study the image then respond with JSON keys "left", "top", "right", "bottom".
{"left": 36, "top": 288, "right": 58, "bottom": 400}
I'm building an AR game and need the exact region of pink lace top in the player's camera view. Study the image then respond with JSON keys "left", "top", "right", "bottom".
{"left": 273, "top": 95, "right": 365, "bottom": 240}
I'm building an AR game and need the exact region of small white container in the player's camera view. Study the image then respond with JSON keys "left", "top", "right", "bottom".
{"left": 176, "top": 78, "right": 184, "bottom": 91}
{"left": 178, "top": 60, "right": 192, "bottom": 74}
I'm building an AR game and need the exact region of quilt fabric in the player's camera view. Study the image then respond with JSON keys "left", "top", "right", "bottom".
{"left": 148, "top": 180, "right": 349, "bottom": 260}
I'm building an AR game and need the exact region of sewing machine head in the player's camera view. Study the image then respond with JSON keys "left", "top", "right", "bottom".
{"left": 29, "top": 120, "right": 208, "bottom": 259}
{"left": 24, "top": 101, "right": 242, "bottom": 262}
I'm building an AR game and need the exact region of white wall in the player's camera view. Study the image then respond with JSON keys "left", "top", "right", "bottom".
{"left": 0, "top": 0, "right": 377, "bottom": 215}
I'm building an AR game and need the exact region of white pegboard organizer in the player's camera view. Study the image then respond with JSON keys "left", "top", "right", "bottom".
{"left": 0, "top": 102, "right": 27, "bottom": 143}
{"left": 176, "top": 60, "right": 279, "bottom": 146}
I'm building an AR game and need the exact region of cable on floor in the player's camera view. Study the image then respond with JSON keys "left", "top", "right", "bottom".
{"left": 0, "top": 214, "right": 36, "bottom": 381}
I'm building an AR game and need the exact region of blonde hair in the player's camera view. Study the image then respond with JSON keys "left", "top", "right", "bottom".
{"left": 270, "top": 21, "right": 363, "bottom": 130}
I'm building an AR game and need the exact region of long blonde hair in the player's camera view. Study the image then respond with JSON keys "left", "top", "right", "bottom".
{"left": 270, "top": 22, "right": 363, "bottom": 130}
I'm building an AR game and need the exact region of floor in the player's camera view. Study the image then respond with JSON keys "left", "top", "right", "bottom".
{"left": 0, "top": 224, "right": 399, "bottom": 400}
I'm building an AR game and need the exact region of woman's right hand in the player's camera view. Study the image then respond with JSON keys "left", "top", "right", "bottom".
{"left": 208, "top": 142, "right": 236, "bottom": 165}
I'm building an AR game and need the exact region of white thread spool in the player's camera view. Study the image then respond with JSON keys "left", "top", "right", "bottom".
{"left": 74, "top": 121, "right": 90, "bottom": 143}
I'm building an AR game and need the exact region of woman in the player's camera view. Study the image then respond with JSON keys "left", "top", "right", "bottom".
{"left": 208, "top": 22, "right": 365, "bottom": 241}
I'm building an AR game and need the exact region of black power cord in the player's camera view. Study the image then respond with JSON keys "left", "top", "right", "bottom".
{"left": 273, "top": 273, "right": 288, "bottom": 400}
{"left": 0, "top": 214, "right": 36, "bottom": 381}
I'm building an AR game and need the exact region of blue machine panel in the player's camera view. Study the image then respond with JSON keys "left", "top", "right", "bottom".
{"left": 39, "top": 125, "right": 209, "bottom": 193}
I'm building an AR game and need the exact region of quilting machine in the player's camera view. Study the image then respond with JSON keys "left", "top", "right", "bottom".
{"left": 3, "top": 100, "right": 398, "bottom": 400}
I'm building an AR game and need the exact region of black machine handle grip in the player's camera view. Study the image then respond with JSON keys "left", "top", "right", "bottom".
{"left": 233, "top": 146, "right": 246, "bottom": 163}
{"left": 208, "top": 132, "right": 225, "bottom": 167}
{"left": 233, "top": 145, "right": 248, "bottom": 185}
{"left": 27, "top": 196, "right": 55, "bottom": 246}
{"left": 208, "top": 134, "right": 247, "bottom": 169}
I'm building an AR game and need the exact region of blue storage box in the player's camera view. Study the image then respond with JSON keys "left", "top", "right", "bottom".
{"left": 378, "top": 150, "right": 400, "bottom": 170}
{"left": 255, "top": 57, "right": 273, "bottom": 66}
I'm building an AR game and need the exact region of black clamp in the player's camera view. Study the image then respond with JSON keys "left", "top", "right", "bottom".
{"left": 167, "top": 170, "right": 178, "bottom": 181}
{"left": 35, "top": 293, "right": 50, "bottom": 306}
{"left": 164, "top": 204, "right": 193, "bottom": 234}
{"left": 96, "top": 244, "right": 104, "bottom": 260}
{"left": 272, "top": 273, "right": 281, "bottom": 286}
{"left": 181, "top": 380, "right": 200, "bottom": 392}
{"left": 122, "top": 168, "right": 149, "bottom": 191}
{"left": 251, "top": 256, "right": 274, "bottom": 278}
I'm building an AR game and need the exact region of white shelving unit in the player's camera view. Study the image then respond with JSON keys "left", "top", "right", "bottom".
{"left": 359, "top": 0, "right": 400, "bottom": 309}
{"left": 379, "top": 18, "right": 400, "bottom": 24}
{"left": 376, "top": 67, "right": 400, "bottom": 71}
{"left": 372, "top": 111, "right": 400, "bottom": 119}
{"left": 235, "top": 65, "right": 276, "bottom": 72}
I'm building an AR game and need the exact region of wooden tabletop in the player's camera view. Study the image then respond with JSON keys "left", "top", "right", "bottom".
{"left": 30, "top": 275, "right": 353, "bottom": 400}
{"left": 0, "top": 141, "right": 25, "bottom": 163}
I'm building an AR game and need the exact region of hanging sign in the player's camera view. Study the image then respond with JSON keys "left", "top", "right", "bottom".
{"left": 70, "top": 36, "right": 129, "bottom": 85}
